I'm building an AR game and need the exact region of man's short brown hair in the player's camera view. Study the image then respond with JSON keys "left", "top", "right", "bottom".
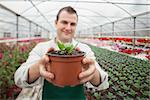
{"left": 56, "top": 6, "right": 78, "bottom": 21}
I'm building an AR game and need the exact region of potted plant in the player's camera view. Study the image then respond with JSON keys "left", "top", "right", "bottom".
{"left": 47, "top": 40, "right": 85, "bottom": 87}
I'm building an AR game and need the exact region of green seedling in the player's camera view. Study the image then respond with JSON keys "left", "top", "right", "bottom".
{"left": 57, "top": 40, "right": 78, "bottom": 54}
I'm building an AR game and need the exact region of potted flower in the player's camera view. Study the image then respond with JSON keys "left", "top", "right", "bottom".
{"left": 47, "top": 40, "right": 85, "bottom": 87}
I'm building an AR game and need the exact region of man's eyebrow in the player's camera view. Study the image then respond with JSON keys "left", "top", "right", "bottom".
{"left": 61, "top": 20, "right": 68, "bottom": 23}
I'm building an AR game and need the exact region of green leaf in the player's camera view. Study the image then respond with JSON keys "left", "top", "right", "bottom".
{"left": 56, "top": 40, "right": 79, "bottom": 54}
{"left": 64, "top": 43, "right": 74, "bottom": 53}
{"left": 129, "top": 89, "right": 136, "bottom": 96}
{"left": 93, "top": 92, "right": 100, "bottom": 99}
{"left": 57, "top": 40, "right": 65, "bottom": 50}
{"left": 0, "top": 81, "right": 3, "bottom": 86}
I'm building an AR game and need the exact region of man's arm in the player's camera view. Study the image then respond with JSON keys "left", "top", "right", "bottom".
{"left": 79, "top": 58, "right": 101, "bottom": 86}
{"left": 28, "top": 55, "right": 54, "bottom": 83}
{"left": 89, "top": 69, "right": 101, "bottom": 86}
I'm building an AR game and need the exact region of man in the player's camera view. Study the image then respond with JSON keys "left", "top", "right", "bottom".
{"left": 15, "top": 6, "right": 109, "bottom": 100}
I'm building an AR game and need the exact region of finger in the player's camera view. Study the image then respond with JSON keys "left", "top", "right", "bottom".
{"left": 45, "top": 63, "right": 51, "bottom": 72}
{"left": 39, "top": 65, "right": 54, "bottom": 79}
{"left": 75, "top": 47, "right": 80, "bottom": 51}
{"left": 79, "top": 64, "right": 96, "bottom": 79}
{"left": 42, "top": 70, "right": 54, "bottom": 79}
{"left": 39, "top": 55, "right": 50, "bottom": 65}
{"left": 82, "top": 58, "right": 94, "bottom": 65}
{"left": 47, "top": 48, "right": 54, "bottom": 53}
{"left": 81, "top": 64, "right": 89, "bottom": 71}
{"left": 45, "top": 78, "right": 53, "bottom": 83}
{"left": 43, "top": 55, "right": 50, "bottom": 62}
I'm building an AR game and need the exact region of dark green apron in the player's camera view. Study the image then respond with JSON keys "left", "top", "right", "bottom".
{"left": 42, "top": 80, "right": 86, "bottom": 100}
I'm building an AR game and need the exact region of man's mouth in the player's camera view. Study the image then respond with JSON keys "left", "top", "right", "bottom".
{"left": 64, "top": 32, "right": 71, "bottom": 35}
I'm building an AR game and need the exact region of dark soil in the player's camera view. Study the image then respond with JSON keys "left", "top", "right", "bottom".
{"left": 47, "top": 50, "right": 85, "bottom": 57}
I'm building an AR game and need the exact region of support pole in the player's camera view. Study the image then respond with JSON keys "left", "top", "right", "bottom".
{"left": 133, "top": 17, "right": 136, "bottom": 55}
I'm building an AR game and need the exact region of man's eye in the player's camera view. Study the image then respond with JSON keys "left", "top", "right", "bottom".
{"left": 61, "top": 21, "right": 68, "bottom": 24}
{"left": 71, "top": 23, "right": 76, "bottom": 26}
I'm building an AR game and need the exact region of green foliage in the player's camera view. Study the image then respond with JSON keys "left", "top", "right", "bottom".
{"left": 89, "top": 45, "right": 150, "bottom": 99}
{"left": 57, "top": 40, "right": 65, "bottom": 51}
{"left": 93, "top": 92, "right": 100, "bottom": 99}
{"left": 107, "top": 92, "right": 116, "bottom": 99}
{"left": 57, "top": 40, "right": 78, "bottom": 54}
{"left": 0, "top": 42, "right": 36, "bottom": 99}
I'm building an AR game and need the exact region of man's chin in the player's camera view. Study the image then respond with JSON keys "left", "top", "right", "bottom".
{"left": 63, "top": 35, "right": 73, "bottom": 42}
{"left": 64, "top": 34, "right": 72, "bottom": 38}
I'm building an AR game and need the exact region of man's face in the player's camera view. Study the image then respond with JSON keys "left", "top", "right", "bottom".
{"left": 55, "top": 10, "right": 77, "bottom": 43}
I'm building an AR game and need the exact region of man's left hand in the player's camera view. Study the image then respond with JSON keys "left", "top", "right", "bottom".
{"left": 79, "top": 58, "right": 100, "bottom": 86}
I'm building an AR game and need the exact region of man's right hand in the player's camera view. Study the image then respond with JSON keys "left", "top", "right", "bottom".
{"left": 28, "top": 48, "right": 55, "bottom": 83}
{"left": 39, "top": 54, "right": 54, "bottom": 83}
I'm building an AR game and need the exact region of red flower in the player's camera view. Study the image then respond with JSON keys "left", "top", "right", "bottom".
{"left": 0, "top": 52, "right": 3, "bottom": 59}
{"left": 19, "top": 46, "right": 28, "bottom": 52}
{"left": 6, "top": 85, "right": 22, "bottom": 98}
{"left": 145, "top": 55, "right": 150, "bottom": 60}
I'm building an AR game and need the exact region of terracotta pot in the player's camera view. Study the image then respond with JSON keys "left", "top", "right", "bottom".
{"left": 47, "top": 52, "right": 85, "bottom": 87}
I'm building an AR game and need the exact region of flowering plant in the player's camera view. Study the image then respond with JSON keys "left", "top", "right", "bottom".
{"left": 0, "top": 42, "right": 37, "bottom": 99}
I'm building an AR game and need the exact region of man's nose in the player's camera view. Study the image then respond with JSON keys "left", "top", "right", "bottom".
{"left": 65, "top": 24, "right": 71, "bottom": 30}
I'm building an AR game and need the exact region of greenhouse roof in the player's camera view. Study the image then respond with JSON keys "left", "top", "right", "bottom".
{"left": 0, "top": 0, "right": 150, "bottom": 34}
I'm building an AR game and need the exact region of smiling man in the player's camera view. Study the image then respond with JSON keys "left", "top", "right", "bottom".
{"left": 55, "top": 7, "right": 77, "bottom": 43}
{"left": 14, "top": 6, "right": 109, "bottom": 100}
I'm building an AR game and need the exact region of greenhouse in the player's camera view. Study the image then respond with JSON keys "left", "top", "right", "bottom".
{"left": 0, "top": 0, "right": 149, "bottom": 99}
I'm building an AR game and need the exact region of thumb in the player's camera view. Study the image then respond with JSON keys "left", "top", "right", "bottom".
{"left": 82, "top": 58, "right": 94, "bottom": 65}
{"left": 47, "top": 48, "right": 55, "bottom": 53}
{"left": 40, "top": 55, "right": 50, "bottom": 64}
{"left": 44, "top": 55, "right": 50, "bottom": 62}
{"left": 75, "top": 47, "right": 80, "bottom": 51}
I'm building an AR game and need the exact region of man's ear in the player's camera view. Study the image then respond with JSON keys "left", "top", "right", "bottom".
{"left": 55, "top": 20, "right": 57, "bottom": 26}
{"left": 55, "top": 20, "right": 57, "bottom": 27}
